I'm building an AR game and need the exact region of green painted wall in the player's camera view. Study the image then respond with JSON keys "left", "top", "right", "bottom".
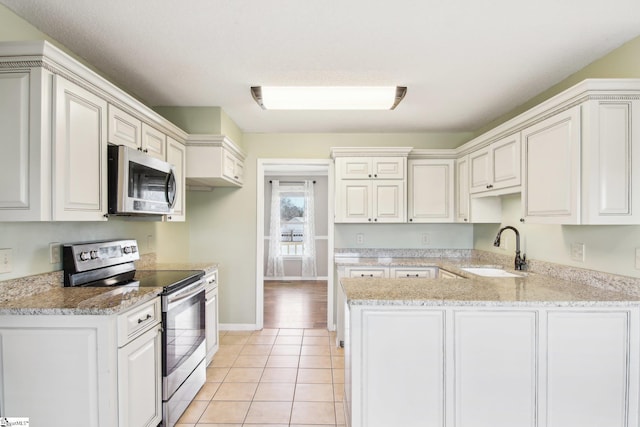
{"left": 153, "top": 106, "right": 244, "bottom": 147}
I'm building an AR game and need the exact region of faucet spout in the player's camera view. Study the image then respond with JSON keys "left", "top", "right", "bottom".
{"left": 493, "top": 226, "right": 527, "bottom": 271}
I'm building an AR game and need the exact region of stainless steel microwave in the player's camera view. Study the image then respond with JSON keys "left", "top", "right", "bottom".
{"left": 108, "top": 145, "right": 177, "bottom": 215}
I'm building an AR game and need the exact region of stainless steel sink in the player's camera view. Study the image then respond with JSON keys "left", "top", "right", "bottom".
{"left": 461, "top": 267, "right": 522, "bottom": 277}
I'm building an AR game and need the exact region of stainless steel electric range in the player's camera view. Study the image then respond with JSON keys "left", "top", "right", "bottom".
{"left": 63, "top": 239, "right": 206, "bottom": 427}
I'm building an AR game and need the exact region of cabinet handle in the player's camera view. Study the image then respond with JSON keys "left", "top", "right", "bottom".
{"left": 234, "top": 176, "right": 239, "bottom": 179}
{"left": 143, "top": 149, "right": 149, "bottom": 153}
{"left": 137, "top": 313, "right": 152, "bottom": 324}
{"left": 168, "top": 216, "right": 172, "bottom": 220}
{"left": 405, "top": 274, "right": 420, "bottom": 277}
{"left": 486, "top": 184, "right": 493, "bottom": 189}
{"left": 360, "top": 274, "right": 374, "bottom": 277}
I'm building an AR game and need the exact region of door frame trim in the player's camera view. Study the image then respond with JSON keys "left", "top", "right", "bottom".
{"left": 256, "top": 158, "right": 335, "bottom": 330}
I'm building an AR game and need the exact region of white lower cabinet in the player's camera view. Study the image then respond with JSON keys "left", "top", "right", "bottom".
{"left": 205, "top": 269, "right": 220, "bottom": 365}
{"left": 0, "top": 297, "right": 162, "bottom": 427}
{"left": 118, "top": 323, "right": 162, "bottom": 427}
{"left": 453, "top": 311, "right": 537, "bottom": 427}
{"left": 345, "top": 306, "right": 639, "bottom": 427}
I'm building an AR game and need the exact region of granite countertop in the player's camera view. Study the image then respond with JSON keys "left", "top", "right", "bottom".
{"left": 338, "top": 257, "right": 640, "bottom": 307}
{"left": 0, "top": 260, "right": 218, "bottom": 315}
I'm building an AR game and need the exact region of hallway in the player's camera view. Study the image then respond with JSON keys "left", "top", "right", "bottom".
{"left": 264, "top": 281, "right": 328, "bottom": 329}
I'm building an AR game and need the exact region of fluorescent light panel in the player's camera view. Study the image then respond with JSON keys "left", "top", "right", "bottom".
{"left": 251, "top": 86, "right": 407, "bottom": 110}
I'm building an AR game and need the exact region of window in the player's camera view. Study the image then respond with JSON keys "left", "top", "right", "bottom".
{"left": 280, "top": 194, "right": 305, "bottom": 256}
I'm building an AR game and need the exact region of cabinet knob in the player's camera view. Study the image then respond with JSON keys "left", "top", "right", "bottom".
{"left": 374, "top": 218, "right": 378, "bottom": 222}
{"left": 486, "top": 184, "right": 494, "bottom": 189}
{"left": 520, "top": 218, "right": 525, "bottom": 223}
{"left": 368, "top": 174, "right": 372, "bottom": 178}
{"left": 143, "top": 149, "right": 149, "bottom": 153}
{"left": 168, "top": 216, "right": 172, "bottom": 220}
{"left": 409, "top": 218, "right": 413, "bottom": 222}
{"left": 464, "top": 218, "right": 468, "bottom": 222}
{"left": 368, "top": 218, "right": 372, "bottom": 222}
{"left": 374, "top": 174, "right": 378, "bottom": 178}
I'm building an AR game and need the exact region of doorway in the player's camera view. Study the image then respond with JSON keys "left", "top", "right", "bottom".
{"left": 255, "top": 159, "right": 334, "bottom": 331}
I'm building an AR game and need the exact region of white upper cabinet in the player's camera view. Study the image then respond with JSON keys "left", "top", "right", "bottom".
{"left": 337, "top": 157, "right": 405, "bottom": 180}
{"left": 521, "top": 100, "right": 640, "bottom": 225}
{"left": 108, "top": 104, "right": 142, "bottom": 149}
{"left": 165, "top": 136, "right": 186, "bottom": 222}
{"left": 521, "top": 106, "right": 581, "bottom": 224}
{"left": 0, "top": 41, "right": 189, "bottom": 222}
{"left": 334, "top": 154, "right": 408, "bottom": 223}
{"left": 186, "top": 135, "right": 246, "bottom": 188}
{"left": 408, "top": 159, "right": 454, "bottom": 223}
{"left": 141, "top": 123, "right": 166, "bottom": 161}
{"left": 53, "top": 75, "right": 109, "bottom": 221}
{"left": 469, "top": 133, "right": 521, "bottom": 194}
{"left": 455, "top": 156, "right": 470, "bottom": 223}
{"left": 581, "top": 100, "right": 640, "bottom": 224}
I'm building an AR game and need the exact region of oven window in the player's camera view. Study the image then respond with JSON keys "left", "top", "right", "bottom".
{"left": 129, "top": 161, "right": 171, "bottom": 202}
{"left": 165, "top": 291, "right": 205, "bottom": 376}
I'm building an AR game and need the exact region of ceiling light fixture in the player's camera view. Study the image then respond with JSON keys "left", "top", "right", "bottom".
{"left": 250, "top": 86, "right": 407, "bottom": 110}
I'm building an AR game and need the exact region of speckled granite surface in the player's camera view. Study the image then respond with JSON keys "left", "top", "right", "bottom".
{"left": 0, "top": 253, "right": 218, "bottom": 315}
{"left": 337, "top": 248, "right": 640, "bottom": 307}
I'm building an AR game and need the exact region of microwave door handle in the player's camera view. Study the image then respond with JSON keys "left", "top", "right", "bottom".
{"left": 166, "top": 170, "right": 177, "bottom": 208}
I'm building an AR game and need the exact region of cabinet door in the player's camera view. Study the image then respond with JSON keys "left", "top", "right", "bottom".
{"left": 544, "top": 311, "right": 632, "bottom": 427}
{"left": 166, "top": 137, "right": 186, "bottom": 222}
{"left": 0, "top": 72, "right": 31, "bottom": 215}
{"left": 118, "top": 324, "right": 162, "bottom": 427}
{"left": 336, "top": 157, "right": 372, "bottom": 179}
{"left": 522, "top": 106, "right": 581, "bottom": 224}
{"left": 53, "top": 76, "right": 108, "bottom": 221}
{"left": 491, "top": 133, "right": 521, "bottom": 190}
{"left": 357, "top": 309, "right": 445, "bottom": 427}
{"left": 205, "top": 287, "right": 219, "bottom": 365}
{"left": 408, "top": 159, "right": 454, "bottom": 223}
{"left": 233, "top": 157, "right": 245, "bottom": 184}
{"left": 141, "top": 122, "right": 166, "bottom": 160}
{"left": 107, "top": 104, "right": 141, "bottom": 149}
{"left": 582, "top": 100, "right": 640, "bottom": 224}
{"left": 372, "top": 157, "right": 404, "bottom": 179}
{"left": 469, "top": 146, "right": 492, "bottom": 193}
{"left": 456, "top": 156, "right": 470, "bottom": 223}
{"left": 453, "top": 310, "right": 537, "bottom": 427}
{"left": 372, "top": 180, "right": 405, "bottom": 223}
{"left": 336, "top": 180, "right": 371, "bottom": 222}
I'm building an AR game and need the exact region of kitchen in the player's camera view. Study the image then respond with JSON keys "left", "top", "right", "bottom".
{"left": 2, "top": 1, "right": 640, "bottom": 426}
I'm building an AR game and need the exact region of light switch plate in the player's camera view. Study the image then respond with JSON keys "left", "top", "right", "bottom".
{"left": 421, "top": 233, "right": 431, "bottom": 246}
{"left": 49, "top": 242, "right": 61, "bottom": 264}
{"left": 0, "top": 248, "right": 12, "bottom": 273}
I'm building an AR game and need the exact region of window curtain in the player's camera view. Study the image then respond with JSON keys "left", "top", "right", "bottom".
{"left": 301, "top": 180, "right": 317, "bottom": 277}
{"left": 266, "top": 180, "right": 284, "bottom": 277}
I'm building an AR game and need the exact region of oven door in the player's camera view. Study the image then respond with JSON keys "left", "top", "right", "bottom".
{"left": 163, "top": 279, "right": 206, "bottom": 398}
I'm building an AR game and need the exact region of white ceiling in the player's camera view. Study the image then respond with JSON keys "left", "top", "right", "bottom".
{"left": 2, "top": 0, "right": 640, "bottom": 133}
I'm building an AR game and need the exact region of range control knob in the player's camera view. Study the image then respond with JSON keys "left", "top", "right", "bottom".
{"left": 79, "top": 251, "right": 91, "bottom": 261}
{"left": 90, "top": 250, "right": 99, "bottom": 260}
{"left": 123, "top": 246, "right": 132, "bottom": 254}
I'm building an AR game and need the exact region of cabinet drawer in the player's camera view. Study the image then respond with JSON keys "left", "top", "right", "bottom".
{"left": 118, "top": 297, "right": 161, "bottom": 347}
{"left": 391, "top": 268, "right": 436, "bottom": 278}
{"left": 204, "top": 269, "right": 218, "bottom": 292}
{"left": 346, "top": 268, "right": 388, "bottom": 278}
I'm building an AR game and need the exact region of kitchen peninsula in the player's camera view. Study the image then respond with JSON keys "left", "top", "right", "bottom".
{"left": 338, "top": 251, "right": 640, "bottom": 427}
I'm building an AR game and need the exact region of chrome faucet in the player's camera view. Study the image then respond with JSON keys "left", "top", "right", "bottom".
{"left": 493, "top": 226, "right": 527, "bottom": 271}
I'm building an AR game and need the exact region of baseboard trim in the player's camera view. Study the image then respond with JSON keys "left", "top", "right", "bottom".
{"left": 219, "top": 323, "right": 259, "bottom": 331}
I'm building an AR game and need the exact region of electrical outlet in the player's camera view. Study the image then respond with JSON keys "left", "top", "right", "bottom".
{"left": 49, "top": 242, "right": 61, "bottom": 264}
{"left": 356, "top": 233, "right": 364, "bottom": 245}
{"left": 571, "top": 242, "right": 585, "bottom": 262}
{"left": 635, "top": 248, "right": 640, "bottom": 270}
{"left": 0, "top": 248, "right": 12, "bottom": 273}
{"left": 421, "top": 233, "right": 431, "bottom": 246}
{"left": 147, "top": 235, "right": 155, "bottom": 251}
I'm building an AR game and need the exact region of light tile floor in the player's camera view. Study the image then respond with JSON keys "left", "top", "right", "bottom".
{"left": 176, "top": 328, "right": 345, "bottom": 427}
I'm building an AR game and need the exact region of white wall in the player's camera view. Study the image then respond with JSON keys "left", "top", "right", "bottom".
{"left": 474, "top": 194, "right": 640, "bottom": 278}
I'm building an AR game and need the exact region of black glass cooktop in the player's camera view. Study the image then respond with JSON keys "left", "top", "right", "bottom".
{"left": 133, "top": 270, "right": 205, "bottom": 293}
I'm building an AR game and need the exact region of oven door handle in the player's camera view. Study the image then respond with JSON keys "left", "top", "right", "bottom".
{"left": 166, "top": 280, "right": 205, "bottom": 309}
